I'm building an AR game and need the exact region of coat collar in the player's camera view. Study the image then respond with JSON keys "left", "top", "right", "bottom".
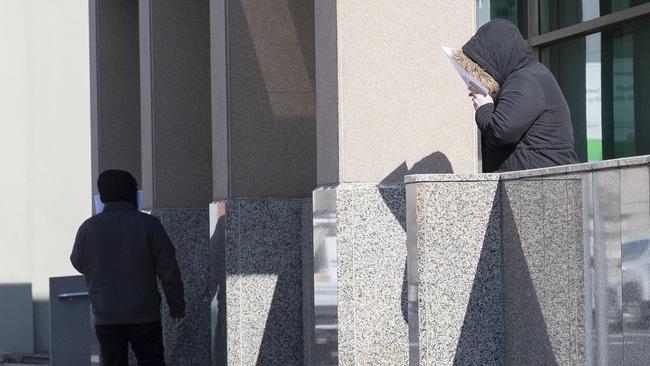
{"left": 103, "top": 201, "right": 137, "bottom": 211}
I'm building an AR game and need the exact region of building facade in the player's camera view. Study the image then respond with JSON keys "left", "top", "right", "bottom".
{"left": 2, "top": 0, "right": 650, "bottom": 365}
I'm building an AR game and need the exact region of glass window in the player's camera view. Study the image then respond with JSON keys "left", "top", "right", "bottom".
{"left": 540, "top": 0, "right": 650, "bottom": 33}
{"left": 476, "top": 0, "right": 529, "bottom": 38}
{"left": 541, "top": 16, "right": 650, "bottom": 161}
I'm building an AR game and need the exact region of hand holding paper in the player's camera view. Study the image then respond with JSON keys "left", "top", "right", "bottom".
{"left": 442, "top": 47, "right": 490, "bottom": 96}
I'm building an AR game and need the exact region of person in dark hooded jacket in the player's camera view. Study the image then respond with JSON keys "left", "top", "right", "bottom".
{"left": 460, "top": 19, "right": 579, "bottom": 172}
{"left": 71, "top": 169, "right": 185, "bottom": 366}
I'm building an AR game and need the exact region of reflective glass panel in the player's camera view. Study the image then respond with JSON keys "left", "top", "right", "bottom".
{"left": 476, "top": 0, "right": 529, "bottom": 38}
{"left": 540, "top": 0, "right": 650, "bottom": 33}
{"left": 540, "top": 16, "right": 650, "bottom": 161}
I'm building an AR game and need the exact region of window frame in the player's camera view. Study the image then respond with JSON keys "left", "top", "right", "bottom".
{"left": 526, "top": 2, "right": 650, "bottom": 48}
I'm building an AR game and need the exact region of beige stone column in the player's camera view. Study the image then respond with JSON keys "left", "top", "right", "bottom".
{"left": 311, "top": 1, "right": 478, "bottom": 365}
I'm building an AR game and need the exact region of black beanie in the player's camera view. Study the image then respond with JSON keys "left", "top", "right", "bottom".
{"left": 97, "top": 170, "right": 138, "bottom": 207}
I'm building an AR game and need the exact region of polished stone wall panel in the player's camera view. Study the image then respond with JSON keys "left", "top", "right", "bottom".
{"left": 501, "top": 179, "right": 584, "bottom": 366}
{"left": 413, "top": 180, "right": 503, "bottom": 366}
{"left": 152, "top": 208, "right": 211, "bottom": 366}
{"left": 222, "top": 198, "right": 308, "bottom": 366}
{"left": 335, "top": 184, "right": 409, "bottom": 366}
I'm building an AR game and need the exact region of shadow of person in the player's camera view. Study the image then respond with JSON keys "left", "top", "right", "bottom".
{"left": 378, "top": 152, "right": 453, "bottom": 323}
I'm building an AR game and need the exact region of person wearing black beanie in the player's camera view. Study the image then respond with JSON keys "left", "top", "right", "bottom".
{"left": 71, "top": 169, "right": 185, "bottom": 366}
{"left": 97, "top": 169, "right": 138, "bottom": 208}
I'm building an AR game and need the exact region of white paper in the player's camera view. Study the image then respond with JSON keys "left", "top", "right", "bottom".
{"left": 442, "top": 47, "right": 490, "bottom": 96}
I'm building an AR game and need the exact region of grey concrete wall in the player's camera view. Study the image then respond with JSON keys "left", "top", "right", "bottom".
{"left": 90, "top": 0, "right": 141, "bottom": 192}
{"left": 140, "top": 0, "right": 212, "bottom": 209}
{"left": 212, "top": 0, "right": 317, "bottom": 200}
{"left": 316, "top": 0, "right": 478, "bottom": 185}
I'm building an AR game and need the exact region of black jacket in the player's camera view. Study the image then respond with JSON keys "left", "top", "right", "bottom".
{"left": 463, "top": 19, "right": 579, "bottom": 172}
{"left": 71, "top": 201, "right": 185, "bottom": 325}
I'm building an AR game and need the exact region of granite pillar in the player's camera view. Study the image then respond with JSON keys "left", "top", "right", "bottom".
{"left": 210, "top": 199, "right": 311, "bottom": 366}
{"left": 151, "top": 208, "right": 211, "bottom": 366}
{"left": 138, "top": 1, "right": 213, "bottom": 364}
{"left": 208, "top": 1, "right": 317, "bottom": 365}
{"left": 311, "top": 1, "right": 478, "bottom": 365}
{"left": 406, "top": 175, "right": 502, "bottom": 366}
{"left": 501, "top": 178, "right": 584, "bottom": 365}
{"left": 139, "top": 0, "right": 212, "bottom": 210}
{"left": 406, "top": 173, "right": 585, "bottom": 366}
{"left": 313, "top": 184, "right": 409, "bottom": 365}
{"left": 89, "top": 0, "right": 141, "bottom": 199}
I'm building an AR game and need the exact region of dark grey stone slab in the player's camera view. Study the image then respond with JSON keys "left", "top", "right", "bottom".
{"left": 152, "top": 208, "right": 211, "bottom": 366}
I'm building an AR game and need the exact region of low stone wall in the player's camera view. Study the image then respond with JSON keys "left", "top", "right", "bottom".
{"left": 406, "top": 155, "right": 650, "bottom": 365}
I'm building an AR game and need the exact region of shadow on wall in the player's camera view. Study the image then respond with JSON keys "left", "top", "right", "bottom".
{"left": 453, "top": 184, "right": 556, "bottom": 365}
{"left": 451, "top": 189, "right": 504, "bottom": 365}
{"left": 210, "top": 200, "right": 307, "bottom": 366}
{"left": 379, "top": 151, "right": 454, "bottom": 323}
{"left": 226, "top": 0, "right": 316, "bottom": 197}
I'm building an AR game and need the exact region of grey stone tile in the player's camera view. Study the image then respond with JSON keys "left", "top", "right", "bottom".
{"left": 616, "top": 154, "right": 650, "bottom": 168}
{"left": 336, "top": 183, "right": 409, "bottom": 366}
{"left": 404, "top": 173, "right": 500, "bottom": 184}
{"left": 501, "top": 179, "right": 584, "bottom": 365}
{"left": 223, "top": 198, "right": 307, "bottom": 366}
{"left": 153, "top": 208, "right": 211, "bottom": 366}
{"left": 414, "top": 181, "right": 502, "bottom": 366}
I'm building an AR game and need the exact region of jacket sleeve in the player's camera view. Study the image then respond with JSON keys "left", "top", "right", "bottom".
{"left": 475, "top": 76, "right": 545, "bottom": 147}
{"left": 70, "top": 224, "right": 85, "bottom": 274}
{"left": 149, "top": 218, "right": 186, "bottom": 318}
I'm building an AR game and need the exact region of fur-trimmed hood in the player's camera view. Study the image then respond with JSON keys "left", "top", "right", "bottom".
{"left": 462, "top": 19, "right": 536, "bottom": 86}
{"left": 452, "top": 50, "right": 500, "bottom": 97}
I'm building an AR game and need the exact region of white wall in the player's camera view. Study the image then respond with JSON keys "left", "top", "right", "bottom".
{"left": 0, "top": 0, "right": 91, "bottom": 353}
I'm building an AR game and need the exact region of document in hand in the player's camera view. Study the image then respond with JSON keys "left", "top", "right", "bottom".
{"left": 442, "top": 47, "right": 490, "bottom": 96}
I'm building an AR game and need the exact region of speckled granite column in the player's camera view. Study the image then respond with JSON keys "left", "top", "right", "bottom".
{"left": 501, "top": 178, "right": 584, "bottom": 365}
{"left": 406, "top": 174, "right": 584, "bottom": 366}
{"left": 151, "top": 208, "right": 211, "bottom": 366}
{"left": 406, "top": 175, "right": 503, "bottom": 366}
{"left": 311, "top": 183, "right": 409, "bottom": 366}
{"left": 210, "top": 198, "right": 310, "bottom": 366}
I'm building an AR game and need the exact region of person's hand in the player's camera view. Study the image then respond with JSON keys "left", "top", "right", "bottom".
{"left": 174, "top": 317, "right": 185, "bottom": 328}
{"left": 469, "top": 90, "right": 494, "bottom": 110}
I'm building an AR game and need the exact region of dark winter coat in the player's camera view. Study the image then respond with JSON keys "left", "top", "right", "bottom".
{"left": 71, "top": 171, "right": 185, "bottom": 325}
{"left": 462, "top": 19, "right": 579, "bottom": 172}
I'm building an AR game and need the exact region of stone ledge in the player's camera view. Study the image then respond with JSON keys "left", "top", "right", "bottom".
{"left": 405, "top": 155, "right": 650, "bottom": 184}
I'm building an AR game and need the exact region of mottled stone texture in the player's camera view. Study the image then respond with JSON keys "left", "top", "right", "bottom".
{"left": 212, "top": 198, "right": 309, "bottom": 366}
{"left": 335, "top": 184, "right": 410, "bottom": 366}
{"left": 408, "top": 177, "right": 584, "bottom": 366}
{"left": 151, "top": 208, "right": 211, "bottom": 366}
{"left": 501, "top": 180, "right": 584, "bottom": 366}
{"left": 411, "top": 180, "right": 503, "bottom": 366}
